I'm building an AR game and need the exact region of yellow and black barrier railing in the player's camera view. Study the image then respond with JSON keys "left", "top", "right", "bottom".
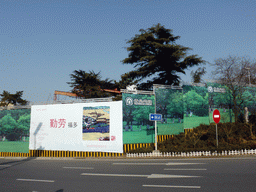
{"left": 0, "top": 133, "right": 186, "bottom": 158}
{"left": 0, "top": 152, "right": 29, "bottom": 157}
{"left": 29, "top": 150, "right": 124, "bottom": 158}
{"left": 184, "top": 128, "right": 193, "bottom": 135}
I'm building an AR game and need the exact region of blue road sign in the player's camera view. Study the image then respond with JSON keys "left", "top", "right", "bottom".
{"left": 149, "top": 113, "right": 162, "bottom": 121}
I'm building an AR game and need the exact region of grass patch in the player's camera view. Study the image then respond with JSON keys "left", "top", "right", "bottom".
{"left": 123, "top": 119, "right": 184, "bottom": 144}
{"left": 0, "top": 141, "right": 29, "bottom": 153}
{"left": 184, "top": 116, "right": 210, "bottom": 129}
{"left": 158, "top": 123, "right": 183, "bottom": 135}
{"left": 123, "top": 130, "right": 155, "bottom": 144}
{"left": 184, "top": 109, "right": 236, "bottom": 129}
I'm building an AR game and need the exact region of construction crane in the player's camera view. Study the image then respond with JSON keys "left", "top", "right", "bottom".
{"left": 54, "top": 89, "right": 121, "bottom": 101}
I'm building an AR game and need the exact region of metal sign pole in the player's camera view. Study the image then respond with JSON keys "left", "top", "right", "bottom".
{"left": 154, "top": 87, "right": 157, "bottom": 151}
{"left": 216, "top": 124, "right": 218, "bottom": 148}
{"left": 155, "top": 121, "right": 157, "bottom": 151}
{"left": 213, "top": 109, "right": 220, "bottom": 148}
{"left": 149, "top": 113, "right": 161, "bottom": 152}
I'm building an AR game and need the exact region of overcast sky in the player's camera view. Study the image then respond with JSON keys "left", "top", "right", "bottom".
{"left": 1, "top": 0, "right": 255, "bottom": 103}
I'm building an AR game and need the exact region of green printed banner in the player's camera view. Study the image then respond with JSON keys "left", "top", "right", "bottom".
{"left": 206, "top": 82, "right": 233, "bottom": 123}
{"left": 122, "top": 93, "right": 155, "bottom": 144}
{"left": 155, "top": 88, "right": 184, "bottom": 135}
{"left": 242, "top": 86, "right": 256, "bottom": 115}
{"left": 0, "top": 108, "right": 30, "bottom": 153}
{"left": 183, "top": 85, "right": 209, "bottom": 129}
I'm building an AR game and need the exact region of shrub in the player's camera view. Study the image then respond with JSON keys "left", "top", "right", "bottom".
{"left": 127, "top": 122, "right": 256, "bottom": 154}
{"left": 158, "top": 122, "right": 256, "bottom": 153}
{"left": 128, "top": 147, "right": 154, "bottom": 154}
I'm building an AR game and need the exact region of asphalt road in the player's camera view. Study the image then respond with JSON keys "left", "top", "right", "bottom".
{"left": 0, "top": 156, "right": 256, "bottom": 192}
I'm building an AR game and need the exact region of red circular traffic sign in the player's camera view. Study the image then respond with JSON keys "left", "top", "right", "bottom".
{"left": 213, "top": 109, "right": 221, "bottom": 124}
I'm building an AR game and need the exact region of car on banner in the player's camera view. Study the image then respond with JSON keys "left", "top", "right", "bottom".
{"left": 83, "top": 116, "right": 96, "bottom": 129}
{"left": 99, "top": 137, "right": 110, "bottom": 141}
{"left": 83, "top": 116, "right": 96, "bottom": 126}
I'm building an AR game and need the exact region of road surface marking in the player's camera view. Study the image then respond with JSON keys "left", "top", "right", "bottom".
{"left": 164, "top": 168, "right": 207, "bottom": 171}
{"left": 81, "top": 173, "right": 147, "bottom": 177}
{"left": 113, "top": 163, "right": 167, "bottom": 165}
{"left": 166, "top": 163, "right": 206, "bottom": 165}
{"left": 63, "top": 167, "right": 94, "bottom": 169}
{"left": 147, "top": 174, "right": 201, "bottom": 178}
{"left": 143, "top": 185, "right": 201, "bottom": 188}
{"left": 81, "top": 173, "right": 201, "bottom": 178}
{"left": 17, "top": 179, "right": 54, "bottom": 183}
{"left": 113, "top": 162, "right": 206, "bottom": 166}
{"left": 0, "top": 165, "right": 11, "bottom": 167}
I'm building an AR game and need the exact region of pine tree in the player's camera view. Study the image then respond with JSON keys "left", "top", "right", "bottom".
{"left": 122, "top": 23, "right": 205, "bottom": 89}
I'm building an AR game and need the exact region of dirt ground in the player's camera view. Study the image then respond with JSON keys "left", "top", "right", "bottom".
{"left": 82, "top": 132, "right": 110, "bottom": 141}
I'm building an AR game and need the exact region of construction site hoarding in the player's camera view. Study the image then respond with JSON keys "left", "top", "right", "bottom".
{"left": 29, "top": 101, "right": 123, "bottom": 153}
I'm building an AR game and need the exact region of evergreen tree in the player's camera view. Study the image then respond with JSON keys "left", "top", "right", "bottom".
{"left": 0, "top": 91, "right": 27, "bottom": 106}
{"left": 67, "top": 70, "right": 116, "bottom": 98}
{"left": 122, "top": 23, "right": 205, "bottom": 89}
{"left": 191, "top": 67, "right": 206, "bottom": 83}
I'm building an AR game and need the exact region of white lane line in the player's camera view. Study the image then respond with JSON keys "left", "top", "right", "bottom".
{"left": 63, "top": 167, "right": 94, "bottom": 169}
{"left": 147, "top": 174, "right": 201, "bottom": 178}
{"left": 113, "top": 163, "right": 167, "bottom": 165}
{"left": 113, "top": 163, "right": 206, "bottom": 166}
{"left": 166, "top": 163, "right": 206, "bottom": 165}
{"left": 0, "top": 165, "right": 11, "bottom": 167}
{"left": 81, "top": 173, "right": 147, "bottom": 177}
{"left": 16, "top": 179, "right": 54, "bottom": 183}
{"left": 143, "top": 185, "right": 201, "bottom": 189}
{"left": 81, "top": 173, "right": 202, "bottom": 179}
{"left": 164, "top": 168, "right": 207, "bottom": 171}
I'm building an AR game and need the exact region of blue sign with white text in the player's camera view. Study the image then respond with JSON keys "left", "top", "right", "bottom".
{"left": 149, "top": 113, "right": 162, "bottom": 121}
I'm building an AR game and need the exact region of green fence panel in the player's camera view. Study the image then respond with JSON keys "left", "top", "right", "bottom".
{"left": 122, "top": 93, "right": 155, "bottom": 144}
{"left": 183, "top": 85, "right": 209, "bottom": 129}
{"left": 155, "top": 88, "right": 184, "bottom": 135}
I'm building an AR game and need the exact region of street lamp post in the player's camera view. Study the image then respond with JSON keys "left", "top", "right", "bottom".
{"left": 245, "top": 67, "right": 251, "bottom": 85}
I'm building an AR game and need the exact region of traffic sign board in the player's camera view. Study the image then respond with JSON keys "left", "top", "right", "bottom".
{"left": 149, "top": 114, "right": 162, "bottom": 121}
{"left": 213, "top": 109, "right": 221, "bottom": 124}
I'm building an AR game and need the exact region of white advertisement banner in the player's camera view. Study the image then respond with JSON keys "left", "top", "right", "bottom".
{"left": 29, "top": 101, "right": 123, "bottom": 153}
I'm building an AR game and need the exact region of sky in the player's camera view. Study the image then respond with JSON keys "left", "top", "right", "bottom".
{"left": 0, "top": 0, "right": 255, "bottom": 103}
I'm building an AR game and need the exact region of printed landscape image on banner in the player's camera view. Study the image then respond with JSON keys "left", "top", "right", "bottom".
{"left": 207, "top": 82, "right": 234, "bottom": 123}
{"left": 29, "top": 101, "right": 123, "bottom": 153}
{"left": 155, "top": 88, "right": 184, "bottom": 135}
{"left": 0, "top": 108, "right": 30, "bottom": 153}
{"left": 183, "top": 85, "right": 209, "bottom": 129}
{"left": 242, "top": 86, "right": 256, "bottom": 119}
{"left": 122, "top": 93, "right": 155, "bottom": 144}
{"left": 83, "top": 106, "right": 110, "bottom": 141}
{"left": 207, "top": 83, "right": 256, "bottom": 123}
